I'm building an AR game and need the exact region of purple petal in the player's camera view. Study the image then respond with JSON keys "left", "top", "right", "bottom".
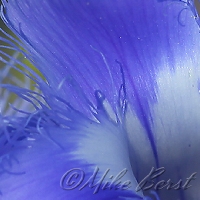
{"left": 1, "top": 0, "right": 200, "bottom": 199}
{"left": 0, "top": 109, "right": 145, "bottom": 199}
{"left": 2, "top": 0, "right": 197, "bottom": 166}
{"left": 2, "top": 0, "right": 199, "bottom": 116}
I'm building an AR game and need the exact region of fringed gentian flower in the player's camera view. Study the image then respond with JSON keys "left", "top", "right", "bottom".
{"left": 0, "top": 0, "right": 200, "bottom": 199}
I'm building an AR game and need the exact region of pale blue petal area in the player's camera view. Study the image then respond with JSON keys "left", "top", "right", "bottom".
{"left": 127, "top": 66, "right": 200, "bottom": 199}
{"left": 0, "top": 111, "right": 148, "bottom": 200}
{"left": 153, "top": 66, "right": 200, "bottom": 200}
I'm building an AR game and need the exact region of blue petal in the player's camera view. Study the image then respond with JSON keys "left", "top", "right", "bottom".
{"left": 0, "top": 106, "right": 147, "bottom": 199}
{"left": 1, "top": 0, "right": 200, "bottom": 199}
{"left": 2, "top": 0, "right": 199, "bottom": 116}
{"left": 3, "top": 0, "right": 200, "bottom": 167}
